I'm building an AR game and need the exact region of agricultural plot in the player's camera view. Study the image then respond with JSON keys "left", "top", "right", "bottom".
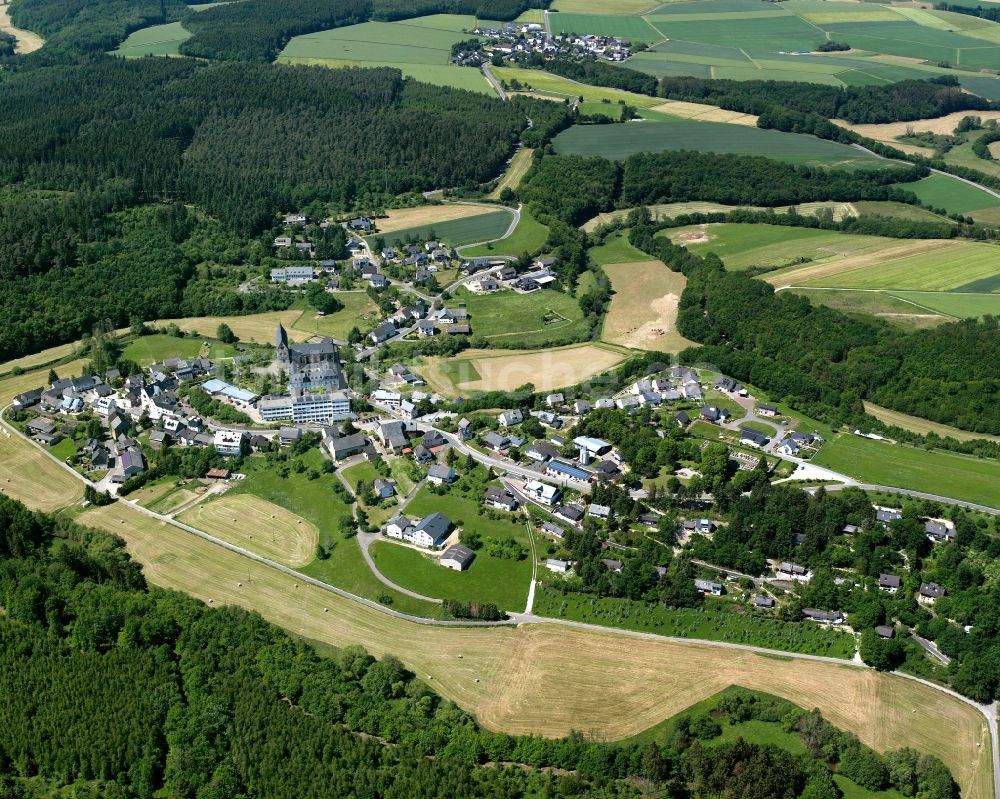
{"left": 796, "top": 240, "right": 1000, "bottom": 292}
{"left": 79, "top": 502, "right": 994, "bottom": 799}
{"left": 548, "top": 12, "right": 663, "bottom": 42}
{"left": 0, "top": 428, "right": 83, "bottom": 512}
{"left": 647, "top": 14, "right": 820, "bottom": 53}
{"left": 452, "top": 285, "right": 590, "bottom": 346}
{"left": 179, "top": 493, "right": 319, "bottom": 568}
{"left": 550, "top": 0, "right": 661, "bottom": 14}
{"left": 790, "top": 288, "right": 950, "bottom": 330}
{"left": 552, "top": 118, "right": 886, "bottom": 169}
{"left": 812, "top": 433, "right": 1000, "bottom": 508}
{"left": 112, "top": 21, "right": 191, "bottom": 57}
{"left": 0, "top": 341, "right": 79, "bottom": 376}
{"left": 122, "top": 334, "right": 205, "bottom": 365}
{"left": 666, "top": 223, "right": 893, "bottom": 272}
{"left": 588, "top": 231, "right": 650, "bottom": 265}
{"left": 461, "top": 207, "right": 548, "bottom": 257}
{"left": 0, "top": 358, "right": 89, "bottom": 407}
{"left": 895, "top": 174, "right": 1000, "bottom": 216}
{"left": 491, "top": 66, "right": 661, "bottom": 107}
{"left": 487, "top": 148, "right": 534, "bottom": 200}
{"left": 277, "top": 16, "right": 491, "bottom": 93}
{"left": 371, "top": 209, "right": 513, "bottom": 248}
{"left": 582, "top": 200, "right": 856, "bottom": 231}
{"left": 423, "top": 343, "right": 626, "bottom": 394}
{"left": 375, "top": 203, "right": 501, "bottom": 235}
{"left": 600, "top": 260, "right": 694, "bottom": 352}
{"left": 891, "top": 290, "right": 1000, "bottom": 320}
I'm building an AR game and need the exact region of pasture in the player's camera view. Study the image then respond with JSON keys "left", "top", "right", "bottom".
{"left": 600, "top": 260, "right": 694, "bottom": 352}
{"left": 864, "top": 402, "right": 1000, "bottom": 444}
{"left": 153, "top": 310, "right": 308, "bottom": 344}
{"left": 549, "top": 12, "right": 663, "bottom": 42}
{"left": 890, "top": 291, "right": 1000, "bottom": 320}
{"left": 588, "top": 231, "right": 650, "bottom": 265}
{"left": 373, "top": 209, "right": 513, "bottom": 248}
{"left": 78, "top": 501, "right": 994, "bottom": 799}
{"left": 896, "top": 174, "right": 1000, "bottom": 215}
{"left": 423, "top": 343, "right": 627, "bottom": 394}
{"left": 551, "top": 119, "right": 886, "bottom": 169}
{"left": 178, "top": 493, "right": 319, "bottom": 568}
{"left": 112, "top": 21, "right": 191, "bottom": 57}
{"left": 0, "top": 341, "right": 79, "bottom": 376}
{"left": 492, "top": 66, "right": 661, "bottom": 107}
{"left": 550, "top": 0, "right": 661, "bottom": 14}
{"left": 0, "top": 428, "right": 83, "bottom": 512}
{"left": 461, "top": 207, "right": 548, "bottom": 257}
{"left": 487, "top": 148, "right": 534, "bottom": 200}
{"left": 667, "top": 223, "right": 893, "bottom": 272}
{"left": 812, "top": 433, "right": 1000, "bottom": 508}
{"left": 453, "top": 284, "right": 590, "bottom": 346}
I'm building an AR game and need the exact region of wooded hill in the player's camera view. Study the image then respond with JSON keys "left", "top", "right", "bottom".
{"left": 0, "top": 58, "right": 536, "bottom": 234}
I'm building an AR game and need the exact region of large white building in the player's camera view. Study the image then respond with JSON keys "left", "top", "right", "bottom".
{"left": 214, "top": 429, "right": 246, "bottom": 457}
{"left": 259, "top": 390, "right": 350, "bottom": 423}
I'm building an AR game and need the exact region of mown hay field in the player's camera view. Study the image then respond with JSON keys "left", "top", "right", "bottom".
{"left": 864, "top": 402, "right": 1000, "bottom": 443}
{"left": 78, "top": 502, "right": 994, "bottom": 799}
{"left": 375, "top": 203, "right": 500, "bottom": 234}
{"left": 179, "top": 493, "right": 319, "bottom": 568}
{"left": 0, "top": 427, "right": 84, "bottom": 512}
{"left": 153, "top": 310, "right": 309, "bottom": 344}
{"left": 600, "top": 261, "right": 694, "bottom": 353}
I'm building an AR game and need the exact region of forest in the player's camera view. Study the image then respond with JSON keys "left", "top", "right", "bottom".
{"left": 516, "top": 153, "right": 923, "bottom": 227}
{"left": 0, "top": 59, "right": 531, "bottom": 234}
{"left": 0, "top": 492, "right": 942, "bottom": 798}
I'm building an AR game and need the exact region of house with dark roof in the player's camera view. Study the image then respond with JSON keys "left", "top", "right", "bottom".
{"left": 483, "top": 431, "right": 509, "bottom": 452}
{"left": 695, "top": 579, "right": 722, "bottom": 596}
{"left": 411, "top": 512, "right": 453, "bottom": 548}
{"left": 879, "top": 573, "right": 901, "bottom": 593}
{"left": 918, "top": 582, "right": 946, "bottom": 604}
{"left": 484, "top": 486, "right": 518, "bottom": 512}
{"left": 739, "top": 428, "right": 769, "bottom": 448}
{"left": 427, "top": 464, "right": 456, "bottom": 485}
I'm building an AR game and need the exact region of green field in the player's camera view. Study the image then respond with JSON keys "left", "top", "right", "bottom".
{"left": 292, "top": 291, "right": 381, "bottom": 341}
{"left": 370, "top": 209, "right": 513, "bottom": 248}
{"left": 896, "top": 173, "right": 1000, "bottom": 215}
{"left": 492, "top": 66, "right": 662, "bottom": 107}
{"left": 588, "top": 231, "right": 650, "bottom": 265}
{"left": 812, "top": 433, "right": 1000, "bottom": 508}
{"left": 667, "top": 223, "right": 891, "bottom": 271}
{"left": 122, "top": 334, "right": 210, "bottom": 365}
{"left": 889, "top": 290, "right": 1000, "bottom": 319}
{"left": 227, "top": 451, "right": 442, "bottom": 617}
{"left": 789, "top": 288, "right": 950, "bottom": 328}
{"left": 549, "top": 12, "right": 663, "bottom": 42}
{"left": 533, "top": 588, "right": 856, "bottom": 658}
{"left": 277, "top": 15, "right": 491, "bottom": 92}
{"left": 552, "top": 119, "right": 886, "bottom": 169}
{"left": 371, "top": 539, "right": 531, "bottom": 611}
{"left": 461, "top": 207, "right": 549, "bottom": 257}
{"left": 112, "top": 21, "right": 192, "bottom": 57}
{"left": 454, "top": 284, "right": 591, "bottom": 345}
{"left": 802, "top": 240, "right": 1000, "bottom": 292}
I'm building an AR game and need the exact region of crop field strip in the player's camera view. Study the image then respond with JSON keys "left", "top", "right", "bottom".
{"left": 370, "top": 208, "right": 514, "bottom": 248}
{"left": 72, "top": 501, "right": 996, "bottom": 799}
{"left": 551, "top": 117, "right": 886, "bottom": 168}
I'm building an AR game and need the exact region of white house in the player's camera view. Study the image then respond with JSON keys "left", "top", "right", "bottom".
{"left": 524, "top": 480, "right": 559, "bottom": 506}
{"left": 213, "top": 429, "right": 245, "bottom": 457}
{"left": 440, "top": 544, "right": 475, "bottom": 571}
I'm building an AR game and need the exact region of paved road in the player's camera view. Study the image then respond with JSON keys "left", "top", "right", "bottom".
{"left": 482, "top": 63, "right": 506, "bottom": 100}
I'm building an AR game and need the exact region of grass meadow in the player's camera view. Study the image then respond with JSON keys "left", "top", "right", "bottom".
{"left": 896, "top": 174, "right": 1000, "bottom": 215}
{"left": 453, "top": 285, "right": 590, "bottom": 345}
{"left": 461, "top": 207, "right": 548, "bottom": 257}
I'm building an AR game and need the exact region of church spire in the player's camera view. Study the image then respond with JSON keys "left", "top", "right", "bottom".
{"left": 275, "top": 322, "right": 288, "bottom": 349}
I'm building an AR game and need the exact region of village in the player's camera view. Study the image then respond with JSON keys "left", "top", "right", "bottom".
{"left": 451, "top": 21, "right": 635, "bottom": 67}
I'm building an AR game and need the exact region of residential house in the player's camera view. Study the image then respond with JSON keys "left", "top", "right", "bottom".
{"left": 545, "top": 393, "right": 564, "bottom": 408}
{"left": 523, "top": 479, "right": 559, "bottom": 506}
{"left": 484, "top": 486, "right": 518, "bottom": 512}
{"left": 555, "top": 504, "right": 584, "bottom": 527}
{"left": 754, "top": 595, "right": 775, "bottom": 609}
{"left": 385, "top": 515, "right": 414, "bottom": 541}
{"left": 925, "top": 521, "right": 956, "bottom": 543}
{"left": 776, "top": 437, "right": 800, "bottom": 456}
{"left": 440, "top": 544, "right": 475, "bottom": 571}
{"left": 411, "top": 512, "right": 453, "bottom": 548}
{"left": 695, "top": 579, "right": 723, "bottom": 596}
{"left": 427, "top": 464, "right": 456, "bottom": 485}
{"left": 700, "top": 406, "right": 730, "bottom": 424}
{"left": 349, "top": 217, "right": 373, "bottom": 231}
{"left": 525, "top": 440, "right": 559, "bottom": 463}
{"left": 328, "top": 433, "right": 369, "bottom": 461}
{"left": 776, "top": 561, "right": 810, "bottom": 582}
{"left": 573, "top": 400, "right": 591, "bottom": 415}
{"left": 483, "top": 431, "right": 510, "bottom": 452}
{"left": 876, "top": 509, "right": 903, "bottom": 525}
{"left": 588, "top": 504, "right": 612, "bottom": 521}
{"left": 379, "top": 420, "right": 409, "bottom": 453}
{"left": 416, "top": 320, "right": 438, "bottom": 337}
{"left": 12, "top": 389, "right": 42, "bottom": 411}
{"left": 802, "top": 608, "right": 845, "bottom": 624}
{"left": 757, "top": 403, "right": 778, "bottom": 417}
{"left": 498, "top": 409, "right": 523, "bottom": 427}
{"left": 119, "top": 448, "right": 145, "bottom": 478}
{"left": 879, "top": 573, "right": 901, "bottom": 593}
{"left": 373, "top": 478, "right": 396, "bottom": 499}
{"left": 456, "top": 418, "right": 473, "bottom": 441}
{"left": 148, "top": 431, "right": 167, "bottom": 450}
{"left": 919, "top": 582, "right": 946, "bottom": 604}
{"left": 602, "top": 558, "right": 624, "bottom": 574}
{"left": 541, "top": 521, "right": 565, "bottom": 539}
{"left": 412, "top": 444, "right": 433, "bottom": 464}
{"left": 875, "top": 625, "right": 895, "bottom": 639}
{"left": 371, "top": 389, "right": 402, "bottom": 408}
{"left": 279, "top": 427, "right": 302, "bottom": 447}
{"left": 739, "top": 428, "right": 769, "bottom": 449}
{"left": 369, "top": 321, "right": 397, "bottom": 345}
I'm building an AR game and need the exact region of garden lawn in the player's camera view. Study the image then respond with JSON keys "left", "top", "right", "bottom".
{"left": 552, "top": 119, "right": 885, "bottom": 169}
{"left": 532, "top": 587, "right": 856, "bottom": 658}
{"left": 454, "top": 285, "right": 590, "bottom": 346}
{"left": 370, "top": 540, "right": 531, "bottom": 611}
{"left": 812, "top": 433, "right": 1000, "bottom": 507}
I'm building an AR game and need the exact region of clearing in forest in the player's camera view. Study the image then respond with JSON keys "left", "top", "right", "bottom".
{"left": 600, "top": 260, "right": 694, "bottom": 353}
